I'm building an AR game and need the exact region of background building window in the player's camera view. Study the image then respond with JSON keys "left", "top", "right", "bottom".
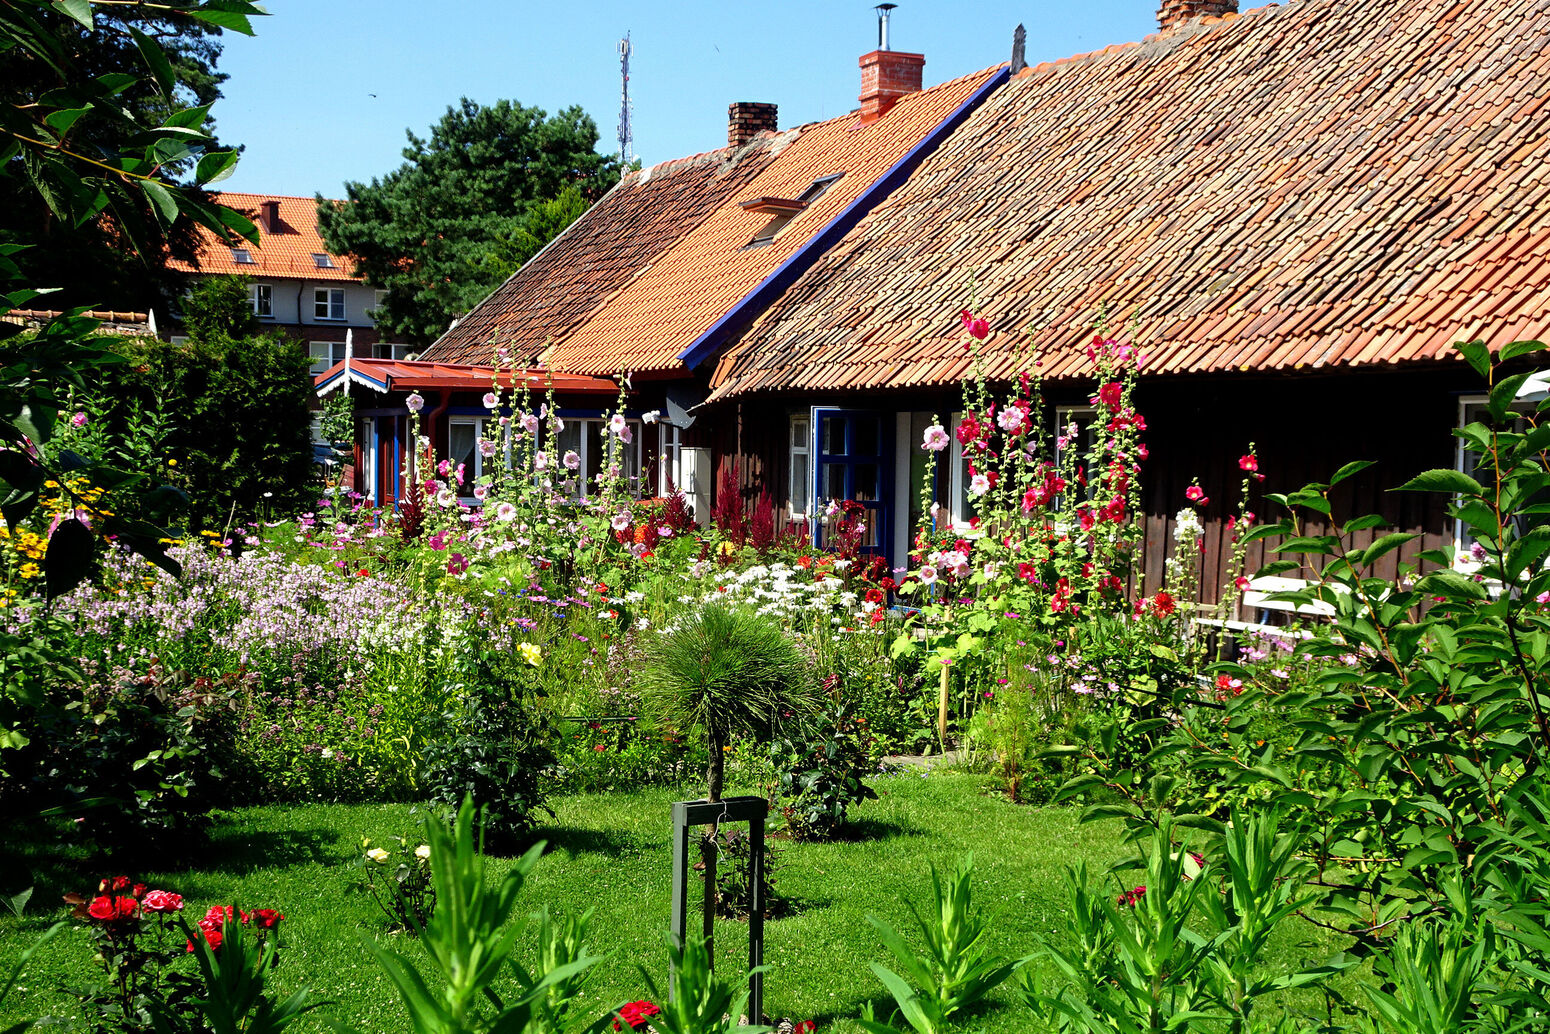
{"left": 251, "top": 283, "right": 272, "bottom": 317}
{"left": 313, "top": 288, "right": 345, "bottom": 320}
{"left": 658, "top": 423, "right": 682, "bottom": 495}
{"left": 308, "top": 340, "right": 346, "bottom": 375}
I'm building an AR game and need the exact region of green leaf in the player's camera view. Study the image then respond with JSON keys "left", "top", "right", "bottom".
{"left": 1329, "top": 460, "right": 1376, "bottom": 486}
{"left": 1455, "top": 339, "right": 1491, "bottom": 380}
{"left": 1489, "top": 371, "right": 1535, "bottom": 422}
{"left": 1362, "top": 532, "right": 1417, "bottom": 568}
{"left": 140, "top": 180, "right": 178, "bottom": 226}
{"left": 50, "top": 0, "right": 92, "bottom": 28}
{"left": 41, "top": 106, "right": 92, "bottom": 138}
{"left": 1394, "top": 468, "right": 1483, "bottom": 496}
{"left": 195, "top": 149, "right": 240, "bottom": 186}
{"left": 190, "top": 6, "right": 258, "bottom": 35}
{"left": 1499, "top": 339, "right": 1547, "bottom": 362}
{"left": 127, "top": 27, "right": 175, "bottom": 99}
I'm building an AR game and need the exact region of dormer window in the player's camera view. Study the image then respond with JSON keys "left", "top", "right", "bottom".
{"left": 312, "top": 253, "right": 335, "bottom": 269}
{"left": 231, "top": 248, "right": 255, "bottom": 264}
{"left": 742, "top": 173, "right": 843, "bottom": 248}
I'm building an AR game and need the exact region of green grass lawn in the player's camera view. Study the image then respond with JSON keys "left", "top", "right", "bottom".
{"left": 0, "top": 772, "right": 1337, "bottom": 1033}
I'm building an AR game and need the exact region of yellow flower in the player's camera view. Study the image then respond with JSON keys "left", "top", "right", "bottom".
{"left": 518, "top": 643, "right": 543, "bottom": 667}
{"left": 166, "top": 459, "right": 177, "bottom": 467}
{"left": 18, "top": 562, "right": 40, "bottom": 580}
{"left": 366, "top": 847, "right": 390, "bottom": 864}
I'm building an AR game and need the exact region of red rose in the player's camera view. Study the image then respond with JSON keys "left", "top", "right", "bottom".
{"left": 114, "top": 896, "right": 138, "bottom": 920}
{"left": 187, "top": 926, "right": 223, "bottom": 953}
{"left": 100, "top": 876, "right": 133, "bottom": 894}
{"left": 87, "top": 896, "right": 116, "bottom": 921}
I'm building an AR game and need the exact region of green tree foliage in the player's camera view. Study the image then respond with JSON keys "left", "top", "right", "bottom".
{"left": 0, "top": 0, "right": 264, "bottom": 598}
{"left": 0, "top": 0, "right": 249, "bottom": 310}
{"left": 91, "top": 277, "right": 316, "bottom": 530}
{"left": 317, "top": 99, "right": 619, "bottom": 345}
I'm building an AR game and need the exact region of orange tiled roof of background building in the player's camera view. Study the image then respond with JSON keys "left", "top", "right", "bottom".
{"left": 708, "top": 0, "right": 1550, "bottom": 399}
{"left": 420, "top": 139, "right": 785, "bottom": 366}
{"left": 165, "top": 192, "right": 360, "bottom": 282}
{"left": 539, "top": 65, "right": 1000, "bottom": 377}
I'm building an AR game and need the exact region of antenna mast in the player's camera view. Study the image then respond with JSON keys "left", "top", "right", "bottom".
{"left": 617, "top": 32, "right": 634, "bottom": 170}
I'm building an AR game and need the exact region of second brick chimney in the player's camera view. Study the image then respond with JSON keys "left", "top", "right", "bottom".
{"left": 1157, "top": 0, "right": 1237, "bottom": 31}
{"left": 728, "top": 102, "right": 778, "bottom": 149}
{"left": 258, "top": 198, "right": 280, "bottom": 233}
{"left": 858, "top": 49, "right": 925, "bottom": 124}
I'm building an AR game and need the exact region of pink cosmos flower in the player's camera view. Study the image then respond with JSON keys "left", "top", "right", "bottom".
{"left": 922, "top": 425, "right": 951, "bottom": 452}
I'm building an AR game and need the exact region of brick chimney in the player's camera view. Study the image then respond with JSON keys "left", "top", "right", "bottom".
{"left": 1157, "top": 0, "right": 1237, "bottom": 31}
{"left": 258, "top": 198, "right": 280, "bottom": 233}
{"left": 728, "top": 102, "right": 778, "bottom": 149}
{"left": 858, "top": 50, "right": 925, "bottom": 124}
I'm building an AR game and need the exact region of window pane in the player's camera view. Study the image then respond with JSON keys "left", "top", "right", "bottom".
{"left": 586, "top": 420, "right": 604, "bottom": 489}
{"left": 853, "top": 462, "right": 879, "bottom": 502}
{"left": 854, "top": 417, "right": 879, "bottom": 457}
{"left": 792, "top": 453, "right": 810, "bottom": 516}
{"left": 449, "top": 421, "right": 477, "bottom": 486}
{"left": 822, "top": 416, "right": 845, "bottom": 455}
{"left": 824, "top": 463, "right": 846, "bottom": 501}
{"left": 791, "top": 417, "right": 808, "bottom": 450}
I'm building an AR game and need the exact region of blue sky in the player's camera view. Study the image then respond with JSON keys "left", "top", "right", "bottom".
{"left": 214, "top": 1, "right": 1163, "bottom": 199}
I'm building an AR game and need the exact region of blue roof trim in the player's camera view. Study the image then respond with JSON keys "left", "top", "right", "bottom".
{"left": 676, "top": 65, "right": 1010, "bottom": 371}
{"left": 314, "top": 362, "right": 390, "bottom": 396}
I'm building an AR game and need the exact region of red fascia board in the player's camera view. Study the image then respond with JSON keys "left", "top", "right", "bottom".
{"left": 739, "top": 197, "right": 808, "bottom": 214}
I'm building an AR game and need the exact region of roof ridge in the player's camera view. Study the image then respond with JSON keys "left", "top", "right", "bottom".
{"left": 1014, "top": 0, "right": 1282, "bottom": 77}
{"left": 209, "top": 191, "right": 342, "bottom": 204}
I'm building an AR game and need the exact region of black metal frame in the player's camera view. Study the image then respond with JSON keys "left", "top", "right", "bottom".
{"left": 669, "top": 795, "right": 767, "bottom": 1023}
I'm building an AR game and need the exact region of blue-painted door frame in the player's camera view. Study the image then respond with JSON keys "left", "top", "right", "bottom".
{"left": 810, "top": 407, "right": 892, "bottom": 564}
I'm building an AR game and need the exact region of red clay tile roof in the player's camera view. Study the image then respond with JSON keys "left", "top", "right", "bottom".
{"left": 419, "top": 139, "right": 784, "bottom": 366}
{"left": 2, "top": 309, "right": 153, "bottom": 334}
{"left": 708, "top": 0, "right": 1550, "bottom": 398}
{"left": 165, "top": 192, "right": 360, "bottom": 282}
{"left": 313, "top": 357, "right": 618, "bottom": 396}
{"left": 538, "top": 65, "right": 1001, "bottom": 377}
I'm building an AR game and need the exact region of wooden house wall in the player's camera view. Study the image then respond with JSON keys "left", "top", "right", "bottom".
{"left": 707, "top": 367, "right": 1462, "bottom": 612}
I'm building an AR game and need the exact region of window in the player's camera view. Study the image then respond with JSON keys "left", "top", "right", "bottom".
{"left": 788, "top": 415, "right": 811, "bottom": 518}
{"left": 376, "top": 342, "right": 414, "bottom": 360}
{"left": 1455, "top": 396, "right": 1540, "bottom": 564}
{"left": 231, "top": 248, "right": 254, "bottom": 264}
{"left": 308, "top": 340, "right": 347, "bottom": 375}
{"left": 659, "top": 422, "right": 682, "bottom": 495}
{"left": 554, "top": 417, "right": 644, "bottom": 499}
{"left": 312, "top": 253, "right": 335, "bottom": 269}
{"left": 314, "top": 288, "right": 345, "bottom": 321}
{"left": 361, "top": 417, "right": 377, "bottom": 502}
{"left": 251, "top": 283, "right": 272, "bottom": 318}
{"left": 744, "top": 173, "right": 843, "bottom": 248}
{"left": 448, "top": 417, "right": 489, "bottom": 493}
{"left": 370, "top": 290, "right": 389, "bottom": 322}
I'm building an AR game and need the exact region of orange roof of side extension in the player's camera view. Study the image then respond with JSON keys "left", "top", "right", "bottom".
{"left": 541, "top": 65, "right": 1001, "bottom": 377}
{"left": 165, "top": 192, "right": 360, "bottom": 282}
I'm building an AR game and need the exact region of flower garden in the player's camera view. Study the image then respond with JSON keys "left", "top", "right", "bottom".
{"left": 1, "top": 315, "right": 1548, "bottom": 1034}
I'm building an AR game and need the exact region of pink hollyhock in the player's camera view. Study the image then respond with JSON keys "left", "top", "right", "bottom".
{"left": 1239, "top": 454, "right": 1257, "bottom": 472}
{"left": 955, "top": 415, "right": 982, "bottom": 447}
{"left": 1185, "top": 485, "right": 1207, "bottom": 505}
{"left": 959, "top": 309, "right": 989, "bottom": 340}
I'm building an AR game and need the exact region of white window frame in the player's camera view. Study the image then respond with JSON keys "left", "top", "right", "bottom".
{"left": 658, "top": 423, "right": 682, "bottom": 496}
{"left": 945, "top": 413, "right": 974, "bottom": 531}
{"left": 313, "top": 287, "right": 345, "bottom": 321}
{"left": 308, "top": 340, "right": 346, "bottom": 376}
{"left": 362, "top": 416, "right": 377, "bottom": 502}
{"left": 377, "top": 342, "right": 414, "bottom": 360}
{"left": 312, "top": 253, "right": 336, "bottom": 269}
{"left": 231, "top": 248, "right": 254, "bottom": 265}
{"left": 448, "top": 416, "right": 490, "bottom": 499}
{"left": 556, "top": 417, "right": 645, "bottom": 500}
{"left": 788, "top": 414, "right": 811, "bottom": 519}
{"left": 251, "top": 283, "right": 273, "bottom": 318}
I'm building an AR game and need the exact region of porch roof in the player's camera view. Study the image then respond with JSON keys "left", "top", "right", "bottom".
{"left": 313, "top": 357, "right": 618, "bottom": 397}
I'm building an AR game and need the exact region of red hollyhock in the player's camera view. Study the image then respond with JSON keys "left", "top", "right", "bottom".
{"left": 955, "top": 414, "right": 982, "bottom": 447}
{"left": 1097, "top": 382, "right": 1123, "bottom": 412}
